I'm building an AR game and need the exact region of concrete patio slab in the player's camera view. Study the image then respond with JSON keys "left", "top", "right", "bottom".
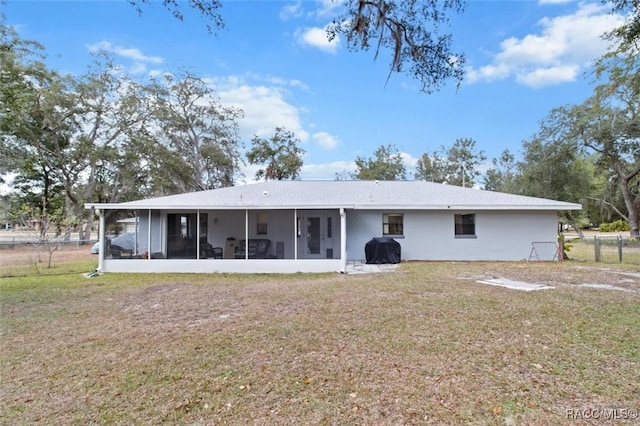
{"left": 477, "top": 278, "right": 554, "bottom": 292}
{"left": 346, "top": 261, "right": 399, "bottom": 274}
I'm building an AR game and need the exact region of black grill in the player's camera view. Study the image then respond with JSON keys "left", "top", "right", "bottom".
{"left": 364, "top": 237, "right": 401, "bottom": 264}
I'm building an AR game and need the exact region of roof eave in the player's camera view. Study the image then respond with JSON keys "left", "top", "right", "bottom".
{"left": 84, "top": 203, "right": 353, "bottom": 210}
{"left": 85, "top": 203, "right": 582, "bottom": 211}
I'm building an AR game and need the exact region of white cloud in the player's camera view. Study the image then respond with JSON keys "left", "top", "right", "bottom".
{"left": 279, "top": 2, "right": 303, "bottom": 21}
{"left": 210, "top": 74, "right": 315, "bottom": 144}
{"left": 290, "top": 79, "right": 309, "bottom": 90}
{"left": 262, "top": 75, "right": 309, "bottom": 91}
{"left": 86, "top": 40, "right": 164, "bottom": 75}
{"left": 87, "top": 41, "right": 163, "bottom": 64}
{"left": 220, "top": 84, "right": 307, "bottom": 141}
{"left": 538, "top": 0, "right": 573, "bottom": 4}
{"left": 466, "top": 3, "right": 625, "bottom": 88}
{"left": 516, "top": 64, "right": 580, "bottom": 87}
{"left": 400, "top": 151, "right": 418, "bottom": 169}
{"left": 295, "top": 26, "right": 340, "bottom": 54}
{"left": 311, "top": 0, "right": 344, "bottom": 20}
{"left": 312, "top": 132, "right": 339, "bottom": 150}
{"left": 466, "top": 63, "right": 511, "bottom": 83}
{"left": 301, "top": 160, "right": 354, "bottom": 180}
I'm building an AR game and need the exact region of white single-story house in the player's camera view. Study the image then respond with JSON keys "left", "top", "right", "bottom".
{"left": 85, "top": 180, "right": 581, "bottom": 274}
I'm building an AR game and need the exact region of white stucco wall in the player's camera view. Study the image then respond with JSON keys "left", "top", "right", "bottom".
{"left": 346, "top": 210, "right": 560, "bottom": 261}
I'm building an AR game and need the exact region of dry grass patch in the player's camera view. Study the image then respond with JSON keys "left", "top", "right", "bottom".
{"left": 0, "top": 246, "right": 98, "bottom": 278}
{"left": 1, "top": 261, "right": 639, "bottom": 425}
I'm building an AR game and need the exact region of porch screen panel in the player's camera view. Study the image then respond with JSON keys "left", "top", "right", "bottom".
{"left": 167, "top": 213, "right": 198, "bottom": 259}
{"left": 307, "top": 217, "right": 321, "bottom": 254}
{"left": 148, "top": 210, "right": 163, "bottom": 258}
{"left": 198, "top": 213, "right": 211, "bottom": 259}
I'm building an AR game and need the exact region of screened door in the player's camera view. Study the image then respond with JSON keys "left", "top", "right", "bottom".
{"left": 297, "top": 212, "right": 338, "bottom": 259}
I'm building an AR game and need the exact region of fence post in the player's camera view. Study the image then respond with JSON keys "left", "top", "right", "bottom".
{"left": 594, "top": 236, "right": 601, "bottom": 262}
{"left": 618, "top": 235, "right": 623, "bottom": 262}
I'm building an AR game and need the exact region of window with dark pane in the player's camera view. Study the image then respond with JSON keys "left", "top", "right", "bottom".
{"left": 454, "top": 213, "right": 475, "bottom": 237}
{"left": 257, "top": 212, "right": 268, "bottom": 235}
{"left": 383, "top": 213, "right": 403, "bottom": 236}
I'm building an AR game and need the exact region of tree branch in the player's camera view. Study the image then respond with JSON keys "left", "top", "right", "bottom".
{"left": 586, "top": 196, "right": 630, "bottom": 221}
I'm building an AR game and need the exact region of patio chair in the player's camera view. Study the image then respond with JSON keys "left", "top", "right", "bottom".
{"left": 110, "top": 244, "right": 133, "bottom": 259}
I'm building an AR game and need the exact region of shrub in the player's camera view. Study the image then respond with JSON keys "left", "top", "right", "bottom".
{"left": 598, "top": 220, "right": 630, "bottom": 232}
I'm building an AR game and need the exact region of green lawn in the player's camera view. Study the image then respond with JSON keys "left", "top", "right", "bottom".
{"left": 1, "top": 260, "right": 639, "bottom": 425}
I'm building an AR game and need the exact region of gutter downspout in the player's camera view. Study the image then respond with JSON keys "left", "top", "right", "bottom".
{"left": 340, "top": 208, "right": 347, "bottom": 273}
{"left": 97, "top": 208, "right": 105, "bottom": 272}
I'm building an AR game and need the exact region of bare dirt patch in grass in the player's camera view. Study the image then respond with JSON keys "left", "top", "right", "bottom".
{"left": 2, "top": 262, "right": 639, "bottom": 424}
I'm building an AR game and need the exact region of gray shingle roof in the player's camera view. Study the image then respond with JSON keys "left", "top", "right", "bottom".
{"left": 86, "top": 181, "right": 582, "bottom": 211}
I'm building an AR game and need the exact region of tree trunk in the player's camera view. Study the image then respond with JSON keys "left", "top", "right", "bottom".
{"left": 63, "top": 196, "right": 72, "bottom": 242}
{"left": 629, "top": 212, "right": 639, "bottom": 238}
{"left": 566, "top": 211, "right": 586, "bottom": 240}
{"left": 85, "top": 207, "right": 96, "bottom": 243}
{"left": 615, "top": 161, "right": 640, "bottom": 237}
{"left": 77, "top": 160, "right": 97, "bottom": 243}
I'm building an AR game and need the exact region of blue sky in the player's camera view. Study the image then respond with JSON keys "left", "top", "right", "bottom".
{"left": 4, "top": 0, "right": 626, "bottom": 182}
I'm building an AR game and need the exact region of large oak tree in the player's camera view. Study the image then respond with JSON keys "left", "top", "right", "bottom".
{"left": 352, "top": 144, "right": 406, "bottom": 180}
{"left": 415, "top": 138, "right": 486, "bottom": 187}
{"left": 148, "top": 71, "right": 244, "bottom": 193}
{"left": 246, "top": 127, "right": 305, "bottom": 181}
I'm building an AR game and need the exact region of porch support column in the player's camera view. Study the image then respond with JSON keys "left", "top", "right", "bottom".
{"left": 340, "top": 208, "right": 347, "bottom": 273}
{"left": 196, "top": 209, "right": 200, "bottom": 260}
{"left": 147, "top": 209, "right": 151, "bottom": 260}
{"left": 97, "top": 209, "right": 105, "bottom": 272}
{"left": 134, "top": 210, "right": 138, "bottom": 255}
{"left": 244, "top": 209, "right": 249, "bottom": 259}
{"left": 294, "top": 209, "right": 298, "bottom": 260}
